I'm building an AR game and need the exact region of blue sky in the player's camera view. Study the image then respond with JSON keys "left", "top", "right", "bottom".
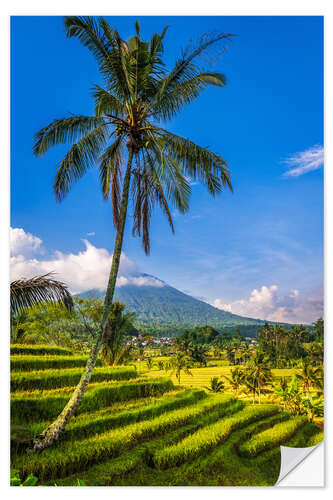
{"left": 10, "top": 16, "right": 323, "bottom": 323}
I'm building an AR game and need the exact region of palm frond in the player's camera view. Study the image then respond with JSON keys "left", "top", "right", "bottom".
{"left": 33, "top": 116, "right": 106, "bottom": 157}
{"left": 144, "top": 142, "right": 191, "bottom": 213}
{"left": 98, "top": 134, "right": 124, "bottom": 202}
{"left": 92, "top": 85, "right": 126, "bottom": 117}
{"left": 151, "top": 127, "right": 232, "bottom": 195}
{"left": 64, "top": 16, "right": 109, "bottom": 65}
{"left": 152, "top": 72, "right": 226, "bottom": 120}
{"left": 151, "top": 32, "right": 233, "bottom": 110}
{"left": 53, "top": 126, "right": 108, "bottom": 201}
{"left": 10, "top": 273, "right": 73, "bottom": 316}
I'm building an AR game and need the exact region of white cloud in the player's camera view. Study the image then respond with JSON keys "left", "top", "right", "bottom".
{"left": 283, "top": 145, "right": 324, "bottom": 177}
{"left": 86, "top": 232, "right": 95, "bottom": 236}
{"left": 10, "top": 227, "right": 43, "bottom": 257}
{"left": 213, "top": 285, "right": 323, "bottom": 324}
{"left": 117, "top": 276, "right": 164, "bottom": 288}
{"left": 10, "top": 227, "right": 164, "bottom": 294}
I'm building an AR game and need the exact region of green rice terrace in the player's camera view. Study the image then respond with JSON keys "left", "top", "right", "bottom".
{"left": 10, "top": 345, "right": 323, "bottom": 486}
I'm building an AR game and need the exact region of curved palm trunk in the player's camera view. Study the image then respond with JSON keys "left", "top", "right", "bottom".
{"left": 31, "top": 151, "right": 133, "bottom": 452}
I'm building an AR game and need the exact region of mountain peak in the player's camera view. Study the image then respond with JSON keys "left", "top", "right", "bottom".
{"left": 78, "top": 273, "right": 270, "bottom": 336}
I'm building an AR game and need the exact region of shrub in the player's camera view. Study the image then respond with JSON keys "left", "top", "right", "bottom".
{"left": 11, "top": 378, "right": 174, "bottom": 423}
{"left": 10, "top": 469, "right": 38, "bottom": 486}
{"left": 10, "top": 344, "right": 72, "bottom": 356}
{"left": 11, "top": 366, "right": 137, "bottom": 392}
{"left": 10, "top": 355, "right": 102, "bottom": 372}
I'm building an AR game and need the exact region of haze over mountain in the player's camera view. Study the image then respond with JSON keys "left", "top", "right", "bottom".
{"left": 79, "top": 273, "right": 274, "bottom": 336}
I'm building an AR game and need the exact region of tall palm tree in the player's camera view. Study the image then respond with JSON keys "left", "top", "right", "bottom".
{"left": 296, "top": 359, "right": 323, "bottom": 393}
{"left": 10, "top": 273, "right": 73, "bottom": 316}
{"left": 31, "top": 17, "right": 233, "bottom": 451}
{"left": 246, "top": 351, "right": 272, "bottom": 404}
{"left": 304, "top": 343, "right": 324, "bottom": 366}
{"left": 224, "top": 366, "right": 245, "bottom": 397}
{"left": 168, "top": 352, "right": 193, "bottom": 384}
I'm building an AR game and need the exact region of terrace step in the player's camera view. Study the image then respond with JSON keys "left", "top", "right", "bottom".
{"left": 12, "top": 394, "right": 236, "bottom": 480}
{"left": 11, "top": 377, "right": 174, "bottom": 423}
{"left": 25, "top": 389, "right": 208, "bottom": 444}
{"left": 153, "top": 404, "right": 280, "bottom": 469}
{"left": 10, "top": 355, "right": 102, "bottom": 372}
{"left": 10, "top": 344, "right": 73, "bottom": 356}
{"left": 11, "top": 366, "right": 137, "bottom": 392}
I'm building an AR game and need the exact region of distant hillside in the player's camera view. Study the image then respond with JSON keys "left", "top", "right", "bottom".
{"left": 79, "top": 273, "right": 272, "bottom": 336}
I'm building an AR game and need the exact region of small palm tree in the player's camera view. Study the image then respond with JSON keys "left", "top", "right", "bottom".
{"left": 157, "top": 360, "right": 164, "bottom": 371}
{"left": 190, "top": 344, "right": 209, "bottom": 366}
{"left": 10, "top": 273, "right": 73, "bottom": 316}
{"left": 224, "top": 367, "right": 245, "bottom": 397}
{"left": 285, "top": 376, "right": 303, "bottom": 416}
{"left": 205, "top": 376, "right": 225, "bottom": 393}
{"left": 296, "top": 359, "right": 322, "bottom": 393}
{"left": 304, "top": 343, "right": 324, "bottom": 366}
{"left": 100, "top": 301, "right": 135, "bottom": 366}
{"left": 31, "top": 17, "right": 233, "bottom": 450}
{"left": 168, "top": 352, "right": 193, "bottom": 384}
{"left": 146, "top": 356, "right": 154, "bottom": 371}
{"left": 272, "top": 377, "right": 289, "bottom": 409}
{"left": 246, "top": 351, "right": 272, "bottom": 404}
{"left": 225, "top": 344, "right": 235, "bottom": 365}
{"left": 301, "top": 394, "right": 324, "bottom": 423}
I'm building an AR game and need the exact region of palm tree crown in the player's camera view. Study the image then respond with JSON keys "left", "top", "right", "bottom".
{"left": 33, "top": 17, "right": 233, "bottom": 254}
{"left": 10, "top": 273, "right": 73, "bottom": 316}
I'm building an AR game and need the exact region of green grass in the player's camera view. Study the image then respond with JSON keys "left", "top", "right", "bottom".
{"left": 9, "top": 346, "right": 324, "bottom": 486}
{"left": 12, "top": 394, "right": 236, "bottom": 480}
{"left": 168, "top": 413, "right": 321, "bottom": 486}
{"left": 238, "top": 415, "right": 307, "bottom": 457}
{"left": 11, "top": 366, "right": 137, "bottom": 392}
{"left": 48, "top": 423, "right": 202, "bottom": 486}
{"left": 285, "top": 422, "right": 324, "bottom": 448}
{"left": 11, "top": 378, "right": 174, "bottom": 423}
{"left": 10, "top": 355, "right": 102, "bottom": 372}
{"left": 143, "top": 364, "right": 299, "bottom": 392}
{"left": 25, "top": 389, "right": 208, "bottom": 445}
{"left": 10, "top": 344, "right": 73, "bottom": 356}
{"left": 153, "top": 404, "right": 279, "bottom": 469}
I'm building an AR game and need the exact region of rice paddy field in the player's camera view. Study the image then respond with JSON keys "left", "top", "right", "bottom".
{"left": 10, "top": 345, "right": 323, "bottom": 486}
{"left": 141, "top": 363, "right": 299, "bottom": 392}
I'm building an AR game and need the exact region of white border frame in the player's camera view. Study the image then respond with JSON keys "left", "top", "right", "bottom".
{"left": 1, "top": 1, "right": 331, "bottom": 497}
